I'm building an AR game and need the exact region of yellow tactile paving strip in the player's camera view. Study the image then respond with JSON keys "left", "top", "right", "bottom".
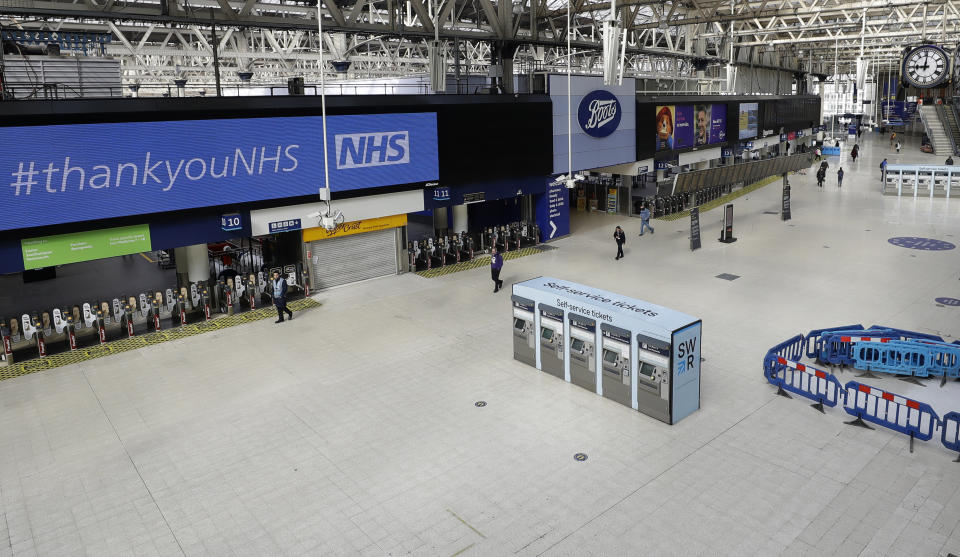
{"left": 0, "top": 298, "right": 320, "bottom": 381}
{"left": 654, "top": 173, "right": 785, "bottom": 222}
{"left": 415, "top": 246, "right": 547, "bottom": 278}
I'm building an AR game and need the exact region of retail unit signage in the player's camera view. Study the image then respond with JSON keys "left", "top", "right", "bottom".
{"left": 269, "top": 219, "right": 302, "bottom": 233}
{"left": 302, "top": 214, "right": 407, "bottom": 242}
{"left": 20, "top": 224, "right": 151, "bottom": 270}
{"left": 578, "top": 89, "right": 622, "bottom": 138}
{"left": 0, "top": 113, "right": 439, "bottom": 232}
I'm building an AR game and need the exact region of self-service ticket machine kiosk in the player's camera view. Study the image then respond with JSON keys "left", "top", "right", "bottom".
{"left": 635, "top": 334, "right": 672, "bottom": 423}
{"left": 512, "top": 296, "right": 535, "bottom": 367}
{"left": 511, "top": 277, "right": 702, "bottom": 425}
{"left": 568, "top": 313, "right": 597, "bottom": 392}
{"left": 538, "top": 304, "right": 565, "bottom": 380}
{"left": 601, "top": 324, "right": 632, "bottom": 408}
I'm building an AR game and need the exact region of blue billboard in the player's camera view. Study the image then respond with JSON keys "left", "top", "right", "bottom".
{"left": 0, "top": 113, "right": 439, "bottom": 232}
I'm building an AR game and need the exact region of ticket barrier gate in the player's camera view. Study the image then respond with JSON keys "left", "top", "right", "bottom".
{"left": 512, "top": 296, "right": 536, "bottom": 367}
{"left": 568, "top": 313, "right": 597, "bottom": 392}
{"left": 636, "top": 334, "right": 672, "bottom": 423}
{"left": 538, "top": 304, "right": 564, "bottom": 379}
{"left": 601, "top": 324, "right": 632, "bottom": 408}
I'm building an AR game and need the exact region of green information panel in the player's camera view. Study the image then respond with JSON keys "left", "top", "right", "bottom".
{"left": 21, "top": 224, "right": 152, "bottom": 269}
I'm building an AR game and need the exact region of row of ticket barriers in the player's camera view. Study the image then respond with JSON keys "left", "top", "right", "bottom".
{"left": 1, "top": 265, "right": 304, "bottom": 364}
{"left": 408, "top": 222, "right": 541, "bottom": 271}
{"left": 634, "top": 185, "right": 732, "bottom": 218}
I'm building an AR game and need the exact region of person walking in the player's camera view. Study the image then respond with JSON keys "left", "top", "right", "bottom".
{"left": 946, "top": 156, "right": 954, "bottom": 165}
{"left": 815, "top": 146, "right": 822, "bottom": 161}
{"left": 613, "top": 226, "right": 626, "bottom": 260}
{"left": 880, "top": 158, "right": 888, "bottom": 181}
{"left": 851, "top": 145, "right": 858, "bottom": 162}
{"left": 895, "top": 141, "right": 901, "bottom": 153}
{"left": 890, "top": 132, "right": 896, "bottom": 146}
{"left": 490, "top": 247, "right": 504, "bottom": 293}
{"left": 816, "top": 166, "right": 825, "bottom": 188}
{"left": 837, "top": 167, "right": 844, "bottom": 188}
{"left": 638, "top": 205, "right": 655, "bottom": 236}
{"left": 271, "top": 270, "right": 293, "bottom": 323}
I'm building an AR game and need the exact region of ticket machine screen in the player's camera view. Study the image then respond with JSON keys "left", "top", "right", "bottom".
{"left": 571, "top": 338, "right": 584, "bottom": 352}
{"left": 603, "top": 349, "right": 618, "bottom": 364}
{"left": 541, "top": 328, "right": 554, "bottom": 341}
{"left": 514, "top": 318, "right": 525, "bottom": 330}
{"left": 639, "top": 361, "right": 657, "bottom": 378}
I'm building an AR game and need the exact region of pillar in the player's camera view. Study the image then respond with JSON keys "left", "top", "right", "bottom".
{"left": 175, "top": 244, "right": 210, "bottom": 284}
{"left": 452, "top": 204, "right": 468, "bottom": 234}
{"left": 433, "top": 207, "right": 448, "bottom": 233}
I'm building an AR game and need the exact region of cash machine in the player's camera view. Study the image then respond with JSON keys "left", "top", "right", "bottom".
{"left": 511, "top": 296, "right": 535, "bottom": 367}
{"left": 601, "top": 324, "right": 632, "bottom": 408}
{"left": 568, "top": 313, "right": 597, "bottom": 392}
{"left": 538, "top": 304, "right": 565, "bottom": 379}
{"left": 511, "top": 277, "right": 702, "bottom": 425}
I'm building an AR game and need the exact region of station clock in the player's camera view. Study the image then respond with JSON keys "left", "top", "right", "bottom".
{"left": 901, "top": 44, "right": 950, "bottom": 88}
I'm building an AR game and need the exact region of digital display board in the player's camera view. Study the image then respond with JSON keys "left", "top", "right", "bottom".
{"left": 658, "top": 104, "right": 727, "bottom": 151}
{"left": 0, "top": 113, "right": 439, "bottom": 232}
{"left": 738, "top": 102, "right": 759, "bottom": 139}
{"left": 21, "top": 224, "right": 151, "bottom": 270}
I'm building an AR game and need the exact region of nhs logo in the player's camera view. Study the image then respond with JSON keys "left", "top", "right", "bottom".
{"left": 335, "top": 131, "right": 410, "bottom": 169}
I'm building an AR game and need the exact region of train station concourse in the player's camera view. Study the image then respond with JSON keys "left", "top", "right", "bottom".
{"left": 2, "top": 0, "right": 960, "bottom": 553}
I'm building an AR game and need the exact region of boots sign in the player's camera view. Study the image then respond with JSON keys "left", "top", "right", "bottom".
{"left": 578, "top": 90, "right": 621, "bottom": 138}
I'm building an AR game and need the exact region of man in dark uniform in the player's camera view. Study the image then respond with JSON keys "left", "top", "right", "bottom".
{"left": 271, "top": 271, "right": 293, "bottom": 323}
{"left": 614, "top": 226, "right": 626, "bottom": 260}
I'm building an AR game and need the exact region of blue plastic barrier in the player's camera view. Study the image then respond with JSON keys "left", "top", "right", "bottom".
{"left": 842, "top": 380, "right": 940, "bottom": 441}
{"left": 852, "top": 340, "right": 931, "bottom": 377}
{"left": 805, "top": 324, "right": 864, "bottom": 359}
{"left": 765, "top": 355, "right": 843, "bottom": 408}
{"left": 817, "top": 330, "right": 899, "bottom": 365}
{"left": 822, "top": 146, "right": 841, "bottom": 156}
{"left": 915, "top": 341, "right": 960, "bottom": 378}
{"left": 942, "top": 412, "right": 960, "bottom": 455}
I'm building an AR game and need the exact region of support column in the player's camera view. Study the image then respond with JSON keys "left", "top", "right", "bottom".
{"left": 175, "top": 244, "right": 210, "bottom": 285}
{"left": 433, "top": 207, "right": 448, "bottom": 233}
{"left": 452, "top": 204, "right": 468, "bottom": 234}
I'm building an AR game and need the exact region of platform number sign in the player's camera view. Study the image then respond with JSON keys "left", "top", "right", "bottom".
{"left": 221, "top": 213, "right": 243, "bottom": 232}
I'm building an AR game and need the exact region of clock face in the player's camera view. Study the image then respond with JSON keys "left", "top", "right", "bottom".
{"left": 903, "top": 45, "right": 949, "bottom": 88}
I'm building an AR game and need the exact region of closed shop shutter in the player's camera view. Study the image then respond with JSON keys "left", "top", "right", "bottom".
{"left": 307, "top": 228, "right": 398, "bottom": 290}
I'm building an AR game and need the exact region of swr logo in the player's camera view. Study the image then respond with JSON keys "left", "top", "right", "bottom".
{"left": 335, "top": 131, "right": 409, "bottom": 169}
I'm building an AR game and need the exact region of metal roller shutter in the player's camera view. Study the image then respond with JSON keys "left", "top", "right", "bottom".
{"left": 308, "top": 228, "right": 399, "bottom": 290}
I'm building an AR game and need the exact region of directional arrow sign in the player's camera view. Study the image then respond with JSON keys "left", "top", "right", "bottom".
{"left": 550, "top": 220, "right": 558, "bottom": 238}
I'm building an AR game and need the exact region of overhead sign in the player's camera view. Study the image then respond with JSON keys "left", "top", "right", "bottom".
{"left": 432, "top": 186, "right": 450, "bottom": 201}
{"left": 220, "top": 213, "right": 242, "bottom": 232}
{"left": 578, "top": 90, "right": 622, "bottom": 138}
{"left": 302, "top": 214, "right": 407, "bottom": 241}
{"left": 738, "top": 102, "right": 759, "bottom": 140}
{"left": 0, "top": 112, "right": 439, "bottom": 232}
{"left": 21, "top": 224, "right": 151, "bottom": 269}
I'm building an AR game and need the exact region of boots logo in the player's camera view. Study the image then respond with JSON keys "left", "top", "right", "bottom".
{"left": 578, "top": 90, "right": 622, "bottom": 138}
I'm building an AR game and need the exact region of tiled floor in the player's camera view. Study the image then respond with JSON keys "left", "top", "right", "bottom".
{"left": 1, "top": 133, "right": 959, "bottom": 556}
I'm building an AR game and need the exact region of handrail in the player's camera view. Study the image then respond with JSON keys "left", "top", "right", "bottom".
{"left": 935, "top": 104, "right": 960, "bottom": 157}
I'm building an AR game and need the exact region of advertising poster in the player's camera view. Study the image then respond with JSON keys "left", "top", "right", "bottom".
{"left": 694, "top": 105, "right": 711, "bottom": 146}
{"left": 673, "top": 105, "right": 695, "bottom": 148}
{"left": 738, "top": 102, "right": 759, "bottom": 139}
{"left": 655, "top": 105, "right": 675, "bottom": 151}
{"left": 709, "top": 104, "right": 727, "bottom": 144}
{"left": 21, "top": 224, "right": 151, "bottom": 270}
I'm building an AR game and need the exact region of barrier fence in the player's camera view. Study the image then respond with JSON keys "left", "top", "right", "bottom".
{"left": 764, "top": 324, "right": 960, "bottom": 459}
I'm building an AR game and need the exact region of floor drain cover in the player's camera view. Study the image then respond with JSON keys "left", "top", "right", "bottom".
{"left": 715, "top": 273, "right": 740, "bottom": 281}
{"left": 475, "top": 401, "right": 487, "bottom": 407}
{"left": 574, "top": 453, "right": 588, "bottom": 462}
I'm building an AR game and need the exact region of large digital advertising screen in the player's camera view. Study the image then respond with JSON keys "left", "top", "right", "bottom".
{"left": 738, "top": 102, "right": 759, "bottom": 139}
{"left": 0, "top": 113, "right": 440, "bottom": 232}
{"left": 657, "top": 104, "right": 727, "bottom": 151}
